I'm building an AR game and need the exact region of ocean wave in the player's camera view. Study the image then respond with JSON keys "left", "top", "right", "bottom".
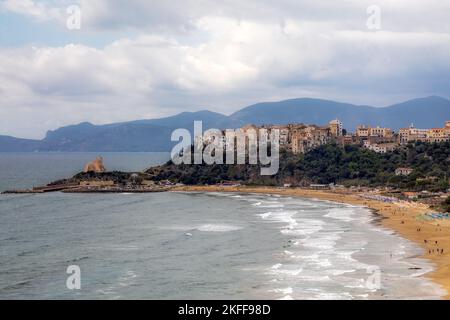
{"left": 328, "top": 269, "right": 357, "bottom": 276}
{"left": 268, "top": 263, "right": 303, "bottom": 276}
{"left": 269, "top": 287, "right": 293, "bottom": 295}
{"left": 195, "top": 224, "right": 242, "bottom": 232}
{"left": 277, "top": 294, "right": 294, "bottom": 300}
{"left": 310, "top": 291, "right": 354, "bottom": 300}
{"left": 160, "top": 223, "right": 243, "bottom": 233}
{"left": 296, "top": 232, "right": 342, "bottom": 250}
{"left": 88, "top": 245, "right": 139, "bottom": 251}
{"left": 324, "top": 208, "right": 356, "bottom": 222}
{"left": 259, "top": 211, "right": 298, "bottom": 225}
{"left": 284, "top": 218, "right": 325, "bottom": 237}
{"left": 207, "top": 192, "right": 234, "bottom": 197}
{"left": 119, "top": 270, "right": 138, "bottom": 281}
{"left": 66, "top": 256, "right": 90, "bottom": 263}
{"left": 96, "top": 270, "right": 137, "bottom": 299}
{"left": 289, "top": 252, "right": 333, "bottom": 268}
{"left": 314, "top": 259, "right": 332, "bottom": 268}
{"left": 296, "top": 275, "right": 332, "bottom": 282}
{"left": 254, "top": 202, "right": 285, "bottom": 208}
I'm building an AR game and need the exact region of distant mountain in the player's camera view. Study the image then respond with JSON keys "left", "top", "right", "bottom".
{"left": 0, "top": 135, "right": 40, "bottom": 152}
{"left": 229, "top": 96, "right": 450, "bottom": 130}
{"left": 229, "top": 98, "right": 375, "bottom": 129}
{"left": 1, "top": 96, "right": 449, "bottom": 152}
{"left": 37, "top": 111, "right": 231, "bottom": 152}
{"left": 375, "top": 96, "right": 450, "bottom": 130}
{"left": 130, "top": 110, "right": 233, "bottom": 129}
{"left": 39, "top": 122, "right": 175, "bottom": 152}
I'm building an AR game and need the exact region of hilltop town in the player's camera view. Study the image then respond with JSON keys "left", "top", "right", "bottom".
{"left": 232, "top": 119, "right": 450, "bottom": 155}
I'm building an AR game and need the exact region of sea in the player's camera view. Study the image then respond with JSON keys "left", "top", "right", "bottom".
{"left": 0, "top": 152, "right": 446, "bottom": 299}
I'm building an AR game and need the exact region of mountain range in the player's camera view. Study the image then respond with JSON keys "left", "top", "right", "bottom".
{"left": 1, "top": 96, "right": 449, "bottom": 152}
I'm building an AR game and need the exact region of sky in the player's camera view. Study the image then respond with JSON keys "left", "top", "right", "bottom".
{"left": 1, "top": 0, "right": 450, "bottom": 139}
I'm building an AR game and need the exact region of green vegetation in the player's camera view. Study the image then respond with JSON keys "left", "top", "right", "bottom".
{"left": 146, "top": 141, "right": 450, "bottom": 191}
{"left": 50, "top": 171, "right": 142, "bottom": 186}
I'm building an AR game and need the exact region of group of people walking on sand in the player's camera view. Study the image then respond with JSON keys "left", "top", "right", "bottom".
{"left": 424, "top": 239, "right": 445, "bottom": 255}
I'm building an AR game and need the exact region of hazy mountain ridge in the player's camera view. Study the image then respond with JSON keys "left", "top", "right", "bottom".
{"left": 0, "top": 135, "right": 41, "bottom": 152}
{"left": 1, "top": 96, "right": 449, "bottom": 152}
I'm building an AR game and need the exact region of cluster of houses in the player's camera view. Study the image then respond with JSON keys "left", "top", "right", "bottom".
{"left": 239, "top": 120, "right": 344, "bottom": 155}
{"left": 231, "top": 120, "right": 450, "bottom": 156}
{"left": 197, "top": 119, "right": 345, "bottom": 155}
{"left": 197, "top": 119, "right": 450, "bottom": 157}
{"left": 359, "top": 121, "right": 450, "bottom": 154}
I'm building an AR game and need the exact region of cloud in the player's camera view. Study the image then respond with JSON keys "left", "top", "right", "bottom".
{"left": 0, "top": 0, "right": 65, "bottom": 22}
{"left": 5, "top": 1, "right": 450, "bottom": 32}
{"left": 0, "top": 1, "right": 450, "bottom": 138}
{"left": 77, "top": 0, "right": 450, "bottom": 33}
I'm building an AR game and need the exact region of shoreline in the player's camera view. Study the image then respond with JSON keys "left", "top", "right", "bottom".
{"left": 172, "top": 185, "right": 450, "bottom": 299}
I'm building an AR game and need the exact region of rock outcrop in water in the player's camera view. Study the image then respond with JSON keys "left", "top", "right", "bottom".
{"left": 84, "top": 156, "right": 106, "bottom": 173}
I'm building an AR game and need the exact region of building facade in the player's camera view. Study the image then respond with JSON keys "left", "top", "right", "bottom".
{"left": 399, "top": 122, "right": 450, "bottom": 144}
{"left": 329, "top": 119, "right": 343, "bottom": 137}
{"left": 357, "top": 125, "right": 393, "bottom": 138}
{"left": 363, "top": 141, "right": 397, "bottom": 153}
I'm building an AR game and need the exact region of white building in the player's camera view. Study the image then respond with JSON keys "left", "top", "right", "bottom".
{"left": 329, "top": 119, "right": 343, "bottom": 137}
{"left": 364, "top": 141, "right": 397, "bottom": 153}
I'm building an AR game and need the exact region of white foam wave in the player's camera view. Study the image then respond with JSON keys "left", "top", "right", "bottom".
{"left": 314, "top": 259, "right": 332, "bottom": 268}
{"left": 268, "top": 263, "right": 303, "bottom": 276}
{"left": 161, "top": 224, "right": 242, "bottom": 233}
{"left": 329, "top": 269, "right": 357, "bottom": 276}
{"left": 296, "top": 275, "right": 331, "bottom": 282}
{"left": 297, "top": 232, "right": 341, "bottom": 249}
{"left": 278, "top": 295, "right": 294, "bottom": 300}
{"left": 260, "top": 204, "right": 285, "bottom": 208}
{"left": 324, "top": 208, "right": 355, "bottom": 222}
{"left": 259, "top": 211, "right": 298, "bottom": 225}
{"left": 310, "top": 292, "right": 354, "bottom": 300}
{"left": 207, "top": 192, "right": 232, "bottom": 197}
{"left": 270, "top": 287, "right": 293, "bottom": 295}
{"left": 195, "top": 224, "right": 242, "bottom": 232}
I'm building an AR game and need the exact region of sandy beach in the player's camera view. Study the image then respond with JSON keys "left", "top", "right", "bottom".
{"left": 172, "top": 185, "right": 450, "bottom": 299}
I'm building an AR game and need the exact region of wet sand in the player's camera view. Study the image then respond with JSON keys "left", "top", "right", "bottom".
{"left": 172, "top": 185, "right": 450, "bottom": 299}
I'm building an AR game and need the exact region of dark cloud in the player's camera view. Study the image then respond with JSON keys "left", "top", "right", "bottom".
{"left": 0, "top": 0, "right": 449, "bottom": 138}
